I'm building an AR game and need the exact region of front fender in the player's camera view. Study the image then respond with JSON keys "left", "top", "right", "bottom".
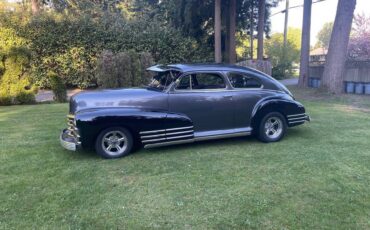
{"left": 74, "top": 107, "right": 192, "bottom": 148}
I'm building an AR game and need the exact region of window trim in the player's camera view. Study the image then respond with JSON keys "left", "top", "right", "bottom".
{"left": 226, "top": 71, "right": 264, "bottom": 90}
{"left": 172, "top": 71, "right": 229, "bottom": 93}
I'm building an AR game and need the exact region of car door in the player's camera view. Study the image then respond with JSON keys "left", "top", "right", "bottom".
{"left": 168, "top": 72, "right": 234, "bottom": 133}
{"left": 227, "top": 71, "right": 268, "bottom": 128}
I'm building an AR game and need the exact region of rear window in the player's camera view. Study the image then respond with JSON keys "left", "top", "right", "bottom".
{"left": 228, "top": 72, "right": 262, "bottom": 89}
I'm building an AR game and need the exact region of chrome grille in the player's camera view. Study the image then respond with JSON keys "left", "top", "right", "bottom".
{"left": 66, "top": 114, "right": 80, "bottom": 139}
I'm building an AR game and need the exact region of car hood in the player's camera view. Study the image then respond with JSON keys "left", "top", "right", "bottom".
{"left": 69, "top": 88, "right": 167, "bottom": 114}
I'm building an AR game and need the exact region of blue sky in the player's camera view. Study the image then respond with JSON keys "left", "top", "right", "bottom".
{"left": 270, "top": 0, "right": 370, "bottom": 45}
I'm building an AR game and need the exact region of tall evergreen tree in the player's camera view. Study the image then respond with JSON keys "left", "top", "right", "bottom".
{"left": 322, "top": 0, "right": 356, "bottom": 94}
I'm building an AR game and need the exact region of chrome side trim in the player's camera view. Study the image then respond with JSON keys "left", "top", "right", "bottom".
{"left": 143, "top": 130, "right": 252, "bottom": 149}
{"left": 194, "top": 131, "right": 251, "bottom": 141}
{"left": 288, "top": 116, "right": 307, "bottom": 121}
{"left": 141, "top": 130, "right": 194, "bottom": 140}
{"left": 166, "top": 126, "right": 193, "bottom": 132}
{"left": 166, "top": 134, "right": 193, "bottom": 140}
{"left": 141, "top": 133, "right": 167, "bottom": 139}
{"left": 289, "top": 120, "right": 306, "bottom": 124}
{"left": 287, "top": 113, "right": 306, "bottom": 118}
{"left": 140, "top": 126, "right": 193, "bottom": 135}
{"left": 142, "top": 137, "right": 167, "bottom": 143}
{"left": 144, "top": 139, "right": 194, "bottom": 149}
{"left": 139, "top": 129, "right": 166, "bottom": 135}
{"left": 142, "top": 134, "right": 193, "bottom": 143}
{"left": 165, "top": 130, "right": 193, "bottom": 136}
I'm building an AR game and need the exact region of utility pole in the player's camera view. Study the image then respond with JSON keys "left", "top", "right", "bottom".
{"left": 283, "top": 0, "right": 289, "bottom": 47}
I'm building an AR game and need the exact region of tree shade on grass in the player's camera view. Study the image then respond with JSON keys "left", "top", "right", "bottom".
{"left": 1, "top": 88, "right": 370, "bottom": 229}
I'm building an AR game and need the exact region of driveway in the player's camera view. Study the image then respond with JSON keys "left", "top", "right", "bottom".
{"left": 35, "top": 78, "right": 299, "bottom": 102}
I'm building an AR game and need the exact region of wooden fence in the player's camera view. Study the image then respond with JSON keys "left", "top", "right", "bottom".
{"left": 309, "top": 60, "right": 370, "bottom": 94}
{"left": 236, "top": 60, "right": 272, "bottom": 76}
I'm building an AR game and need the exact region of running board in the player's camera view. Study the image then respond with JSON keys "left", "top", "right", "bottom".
{"left": 144, "top": 130, "right": 251, "bottom": 149}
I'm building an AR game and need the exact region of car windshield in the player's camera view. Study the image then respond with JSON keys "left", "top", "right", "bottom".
{"left": 147, "top": 71, "right": 179, "bottom": 91}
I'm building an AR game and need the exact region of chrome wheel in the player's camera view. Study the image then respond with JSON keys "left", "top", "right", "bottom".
{"left": 264, "top": 117, "right": 283, "bottom": 139}
{"left": 101, "top": 130, "right": 127, "bottom": 156}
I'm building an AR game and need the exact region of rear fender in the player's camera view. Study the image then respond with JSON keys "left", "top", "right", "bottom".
{"left": 251, "top": 97, "right": 305, "bottom": 131}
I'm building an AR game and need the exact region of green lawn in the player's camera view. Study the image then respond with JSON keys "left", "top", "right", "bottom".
{"left": 1, "top": 90, "right": 370, "bottom": 229}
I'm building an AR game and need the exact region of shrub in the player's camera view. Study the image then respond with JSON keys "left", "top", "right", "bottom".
{"left": 96, "top": 50, "right": 154, "bottom": 89}
{"left": 48, "top": 71, "right": 67, "bottom": 103}
{"left": 0, "top": 46, "right": 36, "bottom": 105}
{"left": 0, "top": 11, "right": 211, "bottom": 90}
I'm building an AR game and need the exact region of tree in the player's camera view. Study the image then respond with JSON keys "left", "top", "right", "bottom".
{"left": 315, "top": 22, "right": 333, "bottom": 49}
{"left": 257, "top": 0, "right": 266, "bottom": 60}
{"left": 215, "top": 0, "right": 222, "bottom": 63}
{"left": 298, "top": 0, "right": 312, "bottom": 88}
{"left": 266, "top": 28, "right": 301, "bottom": 79}
{"left": 321, "top": 0, "right": 356, "bottom": 94}
{"left": 228, "top": 0, "right": 236, "bottom": 63}
{"left": 348, "top": 13, "right": 370, "bottom": 59}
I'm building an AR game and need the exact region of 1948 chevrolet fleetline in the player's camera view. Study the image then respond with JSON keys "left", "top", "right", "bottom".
{"left": 60, "top": 64, "right": 310, "bottom": 158}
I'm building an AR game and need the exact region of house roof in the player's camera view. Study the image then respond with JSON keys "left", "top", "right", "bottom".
{"left": 310, "top": 47, "right": 328, "bottom": 56}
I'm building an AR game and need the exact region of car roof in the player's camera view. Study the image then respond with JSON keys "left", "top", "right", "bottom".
{"left": 148, "top": 63, "right": 264, "bottom": 75}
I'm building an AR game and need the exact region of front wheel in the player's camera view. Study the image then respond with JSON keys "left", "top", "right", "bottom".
{"left": 95, "top": 127, "right": 133, "bottom": 159}
{"left": 257, "top": 112, "right": 287, "bottom": 143}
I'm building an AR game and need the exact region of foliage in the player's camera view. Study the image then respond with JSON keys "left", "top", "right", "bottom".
{"left": 0, "top": 10, "right": 210, "bottom": 89}
{"left": 96, "top": 50, "right": 154, "bottom": 89}
{"left": 348, "top": 13, "right": 370, "bottom": 59}
{"left": 48, "top": 71, "right": 67, "bottom": 103}
{"left": 315, "top": 22, "right": 333, "bottom": 49}
{"left": 0, "top": 27, "right": 36, "bottom": 105}
{"left": 236, "top": 31, "right": 258, "bottom": 60}
{"left": 265, "top": 28, "right": 301, "bottom": 79}
{"left": 131, "top": 0, "right": 279, "bottom": 55}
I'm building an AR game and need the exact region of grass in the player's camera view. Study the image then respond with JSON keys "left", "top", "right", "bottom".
{"left": 1, "top": 89, "right": 370, "bottom": 229}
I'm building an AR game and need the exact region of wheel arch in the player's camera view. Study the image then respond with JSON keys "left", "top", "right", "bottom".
{"left": 251, "top": 98, "right": 305, "bottom": 132}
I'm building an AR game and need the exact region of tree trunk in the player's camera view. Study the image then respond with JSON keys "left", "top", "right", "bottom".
{"left": 250, "top": 5, "right": 254, "bottom": 60}
{"left": 321, "top": 0, "right": 356, "bottom": 94}
{"left": 31, "top": 0, "right": 40, "bottom": 15}
{"left": 214, "top": 0, "right": 222, "bottom": 63}
{"left": 228, "top": 0, "right": 236, "bottom": 63}
{"left": 223, "top": 2, "right": 230, "bottom": 63}
{"left": 257, "top": 0, "right": 266, "bottom": 60}
{"left": 298, "top": 0, "right": 312, "bottom": 87}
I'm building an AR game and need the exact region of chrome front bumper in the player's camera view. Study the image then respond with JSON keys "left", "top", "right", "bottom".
{"left": 60, "top": 129, "right": 80, "bottom": 151}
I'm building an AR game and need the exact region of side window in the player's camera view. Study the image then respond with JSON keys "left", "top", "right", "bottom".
{"left": 193, "top": 73, "right": 226, "bottom": 89}
{"left": 227, "top": 72, "right": 262, "bottom": 89}
{"left": 176, "top": 75, "right": 191, "bottom": 90}
{"left": 175, "top": 73, "right": 226, "bottom": 90}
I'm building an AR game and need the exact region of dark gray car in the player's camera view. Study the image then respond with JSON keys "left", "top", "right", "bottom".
{"left": 60, "top": 64, "right": 310, "bottom": 158}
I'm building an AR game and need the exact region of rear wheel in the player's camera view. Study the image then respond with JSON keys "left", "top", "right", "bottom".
{"left": 257, "top": 112, "right": 287, "bottom": 143}
{"left": 95, "top": 127, "right": 133, "bottom": 159}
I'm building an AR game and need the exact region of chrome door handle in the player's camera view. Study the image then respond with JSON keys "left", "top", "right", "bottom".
{"left": 223, "top": 95, "right": 232, "bottom": 98}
